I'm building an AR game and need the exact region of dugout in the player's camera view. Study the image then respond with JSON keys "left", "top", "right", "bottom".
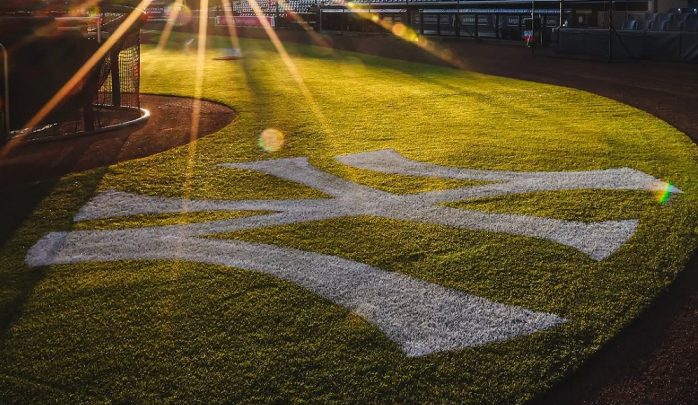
{"left": 317, "top": 2, "right": 572, "bottom": 43}
{"left": 0, "top": 2, "right": 148, "bottom": 143}
{"left": 553, "top": 1, "right": 698, "bottom": 62}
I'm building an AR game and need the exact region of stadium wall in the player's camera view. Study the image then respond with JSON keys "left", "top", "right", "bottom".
{"left": 144, "top": 0, "right": 698, "bottom": 62}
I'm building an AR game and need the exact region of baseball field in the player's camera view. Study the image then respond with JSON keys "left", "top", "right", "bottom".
{"left": 1, "top": 35, "right": 697, "bottom": 403}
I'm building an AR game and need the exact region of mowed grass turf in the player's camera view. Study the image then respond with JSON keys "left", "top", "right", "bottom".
{"left": 1, "top": 36, "right": 697, "bottom": 403}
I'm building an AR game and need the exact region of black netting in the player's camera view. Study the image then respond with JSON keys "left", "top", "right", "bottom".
{"left": 94, "top": 30, "right": 141, "bottom": 129}
{"left": 96, "top": 10, "right": 140, "bottom": 109}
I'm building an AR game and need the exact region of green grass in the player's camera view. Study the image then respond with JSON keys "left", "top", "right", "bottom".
{"left": 1, "top": 36, "right": 697, "bottom": 403}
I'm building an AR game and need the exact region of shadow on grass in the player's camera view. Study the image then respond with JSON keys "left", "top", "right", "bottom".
{"left": 0, "top": 167, "right": 110, "bottom": 346}
{"left": 531, "top": 247, "right": 698, "bottom": 404}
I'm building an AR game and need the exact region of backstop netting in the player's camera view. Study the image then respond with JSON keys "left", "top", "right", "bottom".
{"left": 94, "top": 25, "right": 142, "bottom": 130}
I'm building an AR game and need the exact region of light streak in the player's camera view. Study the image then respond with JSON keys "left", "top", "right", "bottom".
{"left": 156, "top": 0, "right": 185, "bottom": 50}
{"left": 247, "top": 0, "right": 332, "bottom": 132}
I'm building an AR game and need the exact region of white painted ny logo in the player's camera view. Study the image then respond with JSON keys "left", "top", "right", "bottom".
{"left": 26, "top": 150, "right": 680, "bottom": 356}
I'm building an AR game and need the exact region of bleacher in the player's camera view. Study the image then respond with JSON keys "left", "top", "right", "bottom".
{"left": 229, "top": 0, "right": 491, "bottom": 16}
{"left": 231, "top": 0, "right": 344, "bottom": 16}
{"left": 556, "top": 9, "right": 698, "bottom": 62}
{"left": 618, "top": 11, "right": 698, "bottom": 33}
{"left": 224, "top": 0, "right": 698, "bottom": 62}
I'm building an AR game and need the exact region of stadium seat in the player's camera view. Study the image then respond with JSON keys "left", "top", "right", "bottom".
{"left": 636, "top": 18, "right": 651, "bottom": 31}
{"left": 684, "top": 14, "right": 698, "bottom": 32}
{"left": 649, "top": 13, "right": 671, "bottom": 31}
{"left": 666, "top": 15, "right": 683, "bottom": 31}
{"left": 621, "top": 19, "right": 638, "bottom": 31}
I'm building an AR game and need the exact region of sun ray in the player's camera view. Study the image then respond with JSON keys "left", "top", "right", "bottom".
{"left": 657, "top": 182, "right": 676, "bottom": 205}
{"left": 156, "top": 0, "right": 185, "bottom": 50}
{"left": 189, "top": 1, "right": 210, "bottom": 145}
{"left": 346, "top": 5, "right": 469, "bottom": 70}
{"left": 246, "top": 0, "right": 333, "bottom": 135}
{"left": 277, "top": 0, "right": 332, "bottom": 49}
{"left": 179, "top": 0, "right": 210, "bottom": 210}
{"left": 220, "top": 0, "right": 243, "bottom": 51}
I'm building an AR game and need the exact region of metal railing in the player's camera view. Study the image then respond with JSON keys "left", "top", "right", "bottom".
{"left": 0, "top": 42, "right": 9, "bottom": 140}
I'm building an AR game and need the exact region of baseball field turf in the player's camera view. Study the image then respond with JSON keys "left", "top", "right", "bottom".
{"left": 1, "top": 36, "right": 697, "bottom": 403}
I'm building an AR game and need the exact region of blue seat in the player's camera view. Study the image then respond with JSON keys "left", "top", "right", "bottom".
{"left": 649, "top": 13, "right": 671, "bottom": 31}
{"left": 636, "top": 18, "right": 651, "bottom": 31}
{"left": 684, "top": 14, "right": 698, "bottom": 32}
{"left": 621, "top": 19, "right": 638, "bottom": 30}
{"left": 665, "top": 14, "right": 684, "bottom": 31}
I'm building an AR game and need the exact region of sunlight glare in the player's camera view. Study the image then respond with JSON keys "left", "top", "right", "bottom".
{"left": 346, "top": 5, "right": 468, "bottom": 69}
{"left": 156, "top": 0, "right": 185, "bottom": 50}
{"left": 220, "top": 0, "right": 243, "bottom": 50}
{"left": 277, "top": 0, "right": 332, "bottom": 48}
{"left": 247, "top": 0, "right": 333, "bottom": 133}
{"left": 259, "top": 128, "right": 285, "bottom": 152}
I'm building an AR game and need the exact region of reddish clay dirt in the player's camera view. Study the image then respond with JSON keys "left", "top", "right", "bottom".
{"left": 0, "top": 94, "right": 236, "bottom": 189}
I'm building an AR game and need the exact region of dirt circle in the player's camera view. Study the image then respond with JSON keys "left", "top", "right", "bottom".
{"left": 0, "top": 94, "right": 236, "bottom": 189}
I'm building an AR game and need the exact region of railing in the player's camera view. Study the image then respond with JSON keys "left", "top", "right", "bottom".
{"left": 54, "top": 16, "right": 102, "bottom": 39}
{"left": 0, "top": 42, "right": 8, "bottom": 140}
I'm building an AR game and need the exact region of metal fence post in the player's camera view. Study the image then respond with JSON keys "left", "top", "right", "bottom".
{"left": 0, "top": 43, "right": 9, "bottom": 140}
{"left": 559, "top": 0, "right": 564, "bottom": 27}
{"left": 608, "top": 0, "right": 614, "bottom": 62}
{"left": 111, "top": 47, "right": 121, "bottom": 107}
{"left": 495, "top": 14, "right": 499, "bottom": 39}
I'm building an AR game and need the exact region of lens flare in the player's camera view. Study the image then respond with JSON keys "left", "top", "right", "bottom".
{"left": 391, "top": 23, "right": 407, "bottom": 36}
{"left": 259, "top": 128, "right": 285, "bottom": 152}
{"left": 346, "top": 8, "right": 467, "bottom": 70}
{"left": 166, "top": 3, "right": 192, "bottom": 27}
{"left": 658, "top": 182, "right": 675, "bottom": 205}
